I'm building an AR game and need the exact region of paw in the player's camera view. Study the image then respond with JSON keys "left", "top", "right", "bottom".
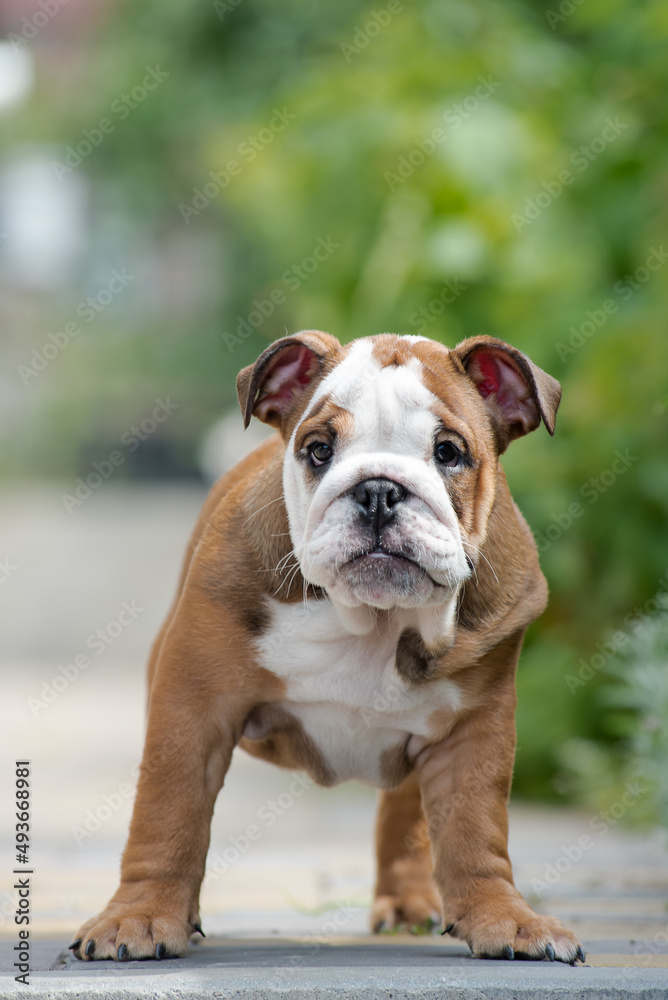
{"left": 371, "top": 884, "right": 442, "bottom": 934}
{"left": 445, "top": 894, "right": 584, "bottom": 963}
{"left": 69, "top": 883, "right": 203, "bottom": 961}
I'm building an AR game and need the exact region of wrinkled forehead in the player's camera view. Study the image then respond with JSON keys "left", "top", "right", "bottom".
{"left": 294, "top": 336, "right": 459, "bottom": 453}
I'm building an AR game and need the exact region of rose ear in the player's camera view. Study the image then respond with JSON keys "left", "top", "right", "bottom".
{"left": 454, "top": 336, "right": 561, "bottom": 451}
{"left": 236, "top": 330, "right": 340, "bottom": 432}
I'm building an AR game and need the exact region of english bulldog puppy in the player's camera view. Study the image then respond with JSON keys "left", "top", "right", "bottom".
{"left": 71, "top": 331, "right": 584, "bottom": 965}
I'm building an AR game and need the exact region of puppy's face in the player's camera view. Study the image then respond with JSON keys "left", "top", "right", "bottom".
{"left": 284, "top": 338, "right": 475, "bottom": 612}
{"left": 237, "top": 331, "right": 560, "bottom": 627}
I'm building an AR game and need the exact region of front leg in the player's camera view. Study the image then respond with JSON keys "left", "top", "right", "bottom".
{"left": 71, "top": 588, "right": 282, "bottom": 961}
{"left": 416, "top": 637, "right": 584, "bottom": 964}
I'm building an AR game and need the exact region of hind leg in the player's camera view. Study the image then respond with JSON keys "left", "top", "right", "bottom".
{"left": 371, "top": 771, "right": 441, "bottom": 932}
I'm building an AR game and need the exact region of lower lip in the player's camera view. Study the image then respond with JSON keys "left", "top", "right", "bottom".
{"left": 350, "top": 551, "right": 416, "bottom": 568}
{"left": 345, "top": 551, "right": 443, "bottom": 587}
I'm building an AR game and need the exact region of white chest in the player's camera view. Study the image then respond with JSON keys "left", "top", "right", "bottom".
{"left": 254, "top": 598, "right": 463, "bottom": 787}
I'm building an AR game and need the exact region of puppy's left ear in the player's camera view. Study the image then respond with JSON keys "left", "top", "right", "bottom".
{"left": 236, "top": 330, "right": 341, "bottom": 434}
{"left": 453, "top": 336, "right": 561, "bottom": 451}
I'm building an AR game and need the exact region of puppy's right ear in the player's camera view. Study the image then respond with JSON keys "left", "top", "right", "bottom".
{"left": 236, "top": 330, "right": 341, "bottom": 435}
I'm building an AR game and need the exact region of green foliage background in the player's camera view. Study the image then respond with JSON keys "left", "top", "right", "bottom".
{"left": 3, "top": 0, "right": 667, "bottom": 810}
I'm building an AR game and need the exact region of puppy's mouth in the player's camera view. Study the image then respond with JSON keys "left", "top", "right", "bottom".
{"left": 344, "top": 547, "right": 417, "bottom": 567}
{"left": 341, "top": 548, "right": 442, "bottom": 587}
{"left": 333, "top": 545, "right": 439, "bottom": 609}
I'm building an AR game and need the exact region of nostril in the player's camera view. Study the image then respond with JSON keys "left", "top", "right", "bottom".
{"left": 386, "top": 483, "right": 406, "bottom": 508}
{"left": 352, "top": 482, "right": 372, "bottom": 507}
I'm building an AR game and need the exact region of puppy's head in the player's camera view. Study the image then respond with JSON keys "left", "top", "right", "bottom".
{"left": 238, "top": 331, "right": 560, "bottom": 638}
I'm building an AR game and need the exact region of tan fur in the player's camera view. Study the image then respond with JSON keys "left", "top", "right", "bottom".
{"left": 73, "top": 331, "right": 582, "bottom": 965}
{"left": 371, "top": 772, "right": 441, "bottom": 932}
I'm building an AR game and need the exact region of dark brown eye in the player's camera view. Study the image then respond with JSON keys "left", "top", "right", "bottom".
{"left": 435, "top": 441, "right": 461, "bottom": 467}
{"left": 309, "top": 442, "right": 333, "bottom": 466}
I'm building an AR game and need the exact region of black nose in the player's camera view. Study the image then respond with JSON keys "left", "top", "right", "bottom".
{"left": 351, "top": 478, "right": 407, "bottom": 531}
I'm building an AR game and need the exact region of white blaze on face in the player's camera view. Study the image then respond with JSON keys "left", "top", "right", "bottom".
{"left": 282, "top": 338, "right": 470, "bottom": 632}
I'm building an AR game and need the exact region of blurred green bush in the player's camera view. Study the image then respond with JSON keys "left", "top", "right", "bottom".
{"left": 2, "top": 0, "right": 667, "bottom": 810}
{"left": 558, "top": 613, "right": 668, "bottom": 828}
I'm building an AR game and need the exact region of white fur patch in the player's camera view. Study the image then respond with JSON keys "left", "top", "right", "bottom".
{"left": 254, "top": 597, "right": 463, "bottom": 787}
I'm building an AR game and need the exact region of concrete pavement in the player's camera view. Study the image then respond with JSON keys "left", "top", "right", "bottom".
{"left": 1, "top": 935, "right": 668, "bottom": 998}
